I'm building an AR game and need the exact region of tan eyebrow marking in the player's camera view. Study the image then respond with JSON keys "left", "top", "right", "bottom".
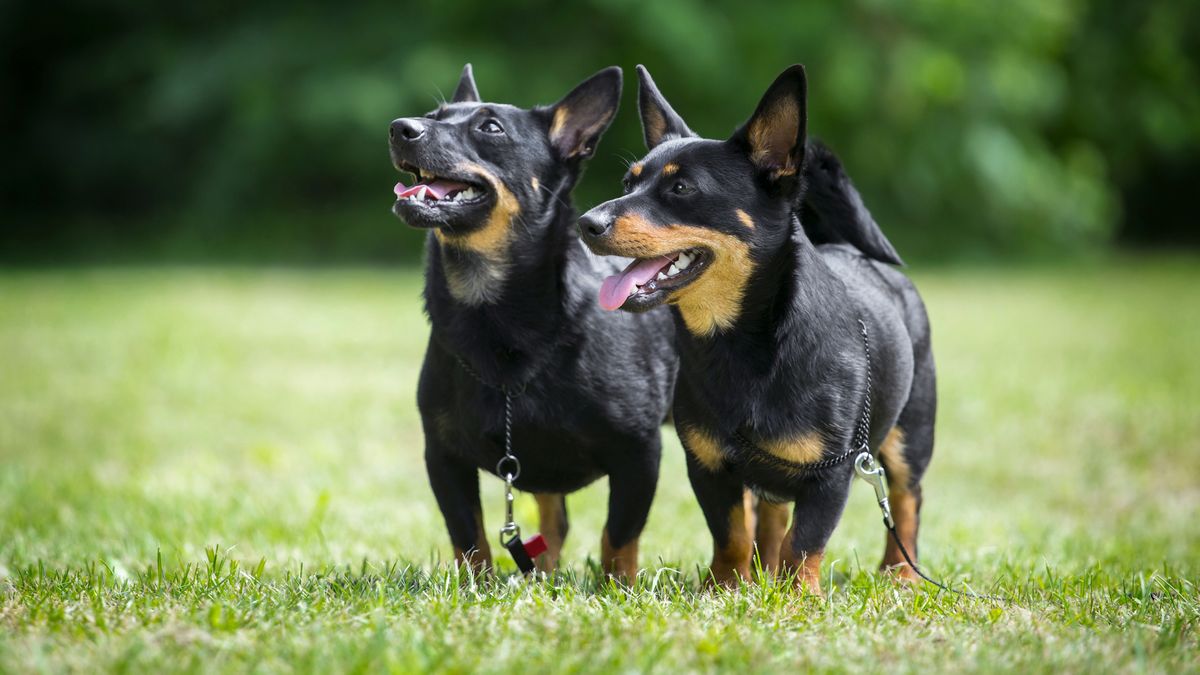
{"left": 662, "top": 163, "right": 679, "bottom": 176}
{"left": 630, "top": 163, "right": 643, "bottom": 177}
{"left": 736, "top": 210, "right": 755, "bottom": 229}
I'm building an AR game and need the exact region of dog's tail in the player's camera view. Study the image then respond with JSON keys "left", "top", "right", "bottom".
{"left": 799, "top": 139, "right": 903, "bottom": 266}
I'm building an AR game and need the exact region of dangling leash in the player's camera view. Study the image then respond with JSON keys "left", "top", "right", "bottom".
{"left": 453, "top": 355, "right": 547, "bottom": 575}
{"left": 736, "top": 319, "right": 1010, "bottom": 602}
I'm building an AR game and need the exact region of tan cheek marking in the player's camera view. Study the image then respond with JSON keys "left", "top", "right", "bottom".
{"left": 662, "top": 163, "right": 679, "bottom": 176}
{"left": 879, "top": 426, "right": 911, "bottom": 493}
{"left": 748, "top": 97, "right": 800, "bottom": 177}
{"left": 630, "top": 163, "right": 643, "bottom": 177}
{"left": 761, "top": 432, "right": 826, "bottom": 465}
{"left": 530, "top": 176, "right": 539, "bottom": 191}
{"left": 736, "top": 209, "right": 755, "bottom": 229}
{"left": 436, "top": 162, "right": 520, "bottom": 259}
{"left": 608, "top": 216, "right": 754, "bottom": 337}
{"left": 678, "top": 424, "right": 724, "bottom": 472}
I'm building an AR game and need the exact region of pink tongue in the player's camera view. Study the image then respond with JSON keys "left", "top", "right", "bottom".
{"left": 394, "top": 178, "right": 472, "bottom": 200}
{"left": 598, "top": 255, "right": 674, "bottom": 311}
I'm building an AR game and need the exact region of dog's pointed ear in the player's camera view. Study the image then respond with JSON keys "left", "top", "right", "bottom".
{"left": 452, "top": 63, "right": 481, "bottom": 103}
{"left": 730, "top": 65, "right": 808, "bottom": 186}
{"left": 545, "top": 66, "right": 622, "bottom": 161}
{"left": 637, "top": 65, "right": 694, "bottom": 150}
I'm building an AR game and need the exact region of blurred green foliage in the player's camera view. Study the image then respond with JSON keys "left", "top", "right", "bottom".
{"left": 2, "top": 0, "right": 1198, "bottom": 262}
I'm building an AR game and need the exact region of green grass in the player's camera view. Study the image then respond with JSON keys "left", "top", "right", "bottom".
{"left": 1, "top": 258, "right": 1198, "bottom": 673}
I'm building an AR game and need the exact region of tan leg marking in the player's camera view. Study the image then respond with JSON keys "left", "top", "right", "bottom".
{"left": 452, "top": 507, "right": 493, "bottom": 574}
{"left": 709, "top": 498, "right": 754, "bottom": 588}
{"left": 601, "top": 528, "right": 639, "bottom": 580}
{"left": 779, "top": 529, "right": 824, "bottom": 596}
{"left": 534, "top": 493, "right": 569, "bottom": 572}
{"left": 878, "top": 427, "right": 920, "bottom": 582}
{"left": 754, "top": 499, "right": 791, "bottom": 576}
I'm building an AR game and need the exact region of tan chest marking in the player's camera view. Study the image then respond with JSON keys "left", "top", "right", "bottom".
{"left": 678, "top": 423, "right": 725, "bottom": 472}
{"left": 760, "top": 432, "right": 827, "bottom": 465}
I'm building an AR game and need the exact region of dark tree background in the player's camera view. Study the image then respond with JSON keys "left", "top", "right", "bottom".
{"left": 2, "top": 0, "right": 1197, "bottom": 263}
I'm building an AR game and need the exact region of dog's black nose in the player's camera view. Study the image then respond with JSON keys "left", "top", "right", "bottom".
{"left": 390, "top": 118, "right": 426, "bottom": 141}
{"left": 579, "top": 213, "right": 612, "bottom": 239}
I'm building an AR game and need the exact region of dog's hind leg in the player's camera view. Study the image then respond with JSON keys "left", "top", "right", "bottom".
{"left": 753, "top": 497, "right": 791, "bottom": 578}
{"left": 878, "top": 426, "right": 921, "bottom": 582}
{"left": 426, "top": 447, "right": 492, "bottom": 573}
{"left": 534, "top": 493, "right": 569, "bottom": 572}
{"left": 879, "top": 350, "right": 936, "bottom": 581}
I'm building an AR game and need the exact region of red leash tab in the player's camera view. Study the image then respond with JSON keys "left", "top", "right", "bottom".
{"left": 503, "top": 532, "right": 547, "bottom": 574}
{"left": 522, "top": 534, "right": 547, "bottom": 559}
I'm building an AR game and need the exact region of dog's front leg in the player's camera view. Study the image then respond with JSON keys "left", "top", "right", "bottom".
{"left": 600, "top": 450, "right": 660, "bottom": 581}
{"left": 684, "top": 452, "right": 753, "bottom": 588}
{"left": 780, "top": 469, "right": 854, "bottom": 595}
{"left": 425, "top": 446, "right": 492, "bottom": 574}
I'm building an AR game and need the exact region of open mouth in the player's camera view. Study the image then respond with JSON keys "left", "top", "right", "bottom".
{"left": 392, "top": 162, "right": 491, "bottom": 223}
{"left": 598, "top": 248, "right": 711, "bottom": 311}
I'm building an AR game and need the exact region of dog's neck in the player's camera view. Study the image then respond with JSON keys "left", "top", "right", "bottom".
{"left": 423, "top": 176, "right": 580, "bottom": 387}
{"left": 674, "top": 229, "right": 859, "bottom": 431}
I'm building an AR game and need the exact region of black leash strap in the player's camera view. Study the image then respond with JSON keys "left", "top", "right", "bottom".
{"left": 850, "top": 321, "right": 1010, "bottom": 604}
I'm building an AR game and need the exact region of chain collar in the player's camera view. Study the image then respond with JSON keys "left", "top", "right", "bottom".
{"left": 729, "top": 318, "right": 873, "bottom": 475}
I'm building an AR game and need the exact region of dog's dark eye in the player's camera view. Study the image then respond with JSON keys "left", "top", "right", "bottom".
{"left": 423, "top": 112, "right": 437, "bottom": 120}
{"left": 478, "top": 119, "right": 504, "bottom": 135}
{"left": 622, "top": 178, "right": 632, "bottom": 194}
{"left": 671, "top": 181, "right": 694, "bottom": 196}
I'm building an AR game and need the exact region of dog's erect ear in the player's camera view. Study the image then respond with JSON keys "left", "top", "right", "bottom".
{"left": 452, "top": 63, "right": 481, "bottom": 103}
{"left": 637, "top": 65, "right": 694, "bottom": 150}
{"left": 730, "top": 65, "right": 808, "bottom": 183}
{"left": 545, "top": 66, "right": 622, "bottom": 161}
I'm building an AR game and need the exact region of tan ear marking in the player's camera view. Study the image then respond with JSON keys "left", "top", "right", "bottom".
{"left": 550, "top": 106, "right": 570, "bottom": 138}
{"left": 748, "top": 97, "right": 800, "bottom": 175}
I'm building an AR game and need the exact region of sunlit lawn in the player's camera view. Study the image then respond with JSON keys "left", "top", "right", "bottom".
{"left": 1, "top": 257, "right": 1198, "bottom": 673}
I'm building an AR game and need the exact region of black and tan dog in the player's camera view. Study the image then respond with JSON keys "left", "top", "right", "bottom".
{"left": 389, "top": 65, "right": 677, "bottom": 577}
{"left": 578, "top": 65, "right": 936, "bottom": 593}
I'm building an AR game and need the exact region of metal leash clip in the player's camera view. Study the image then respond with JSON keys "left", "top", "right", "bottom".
{"left": 497, "top": 458, "right": 521, "bottom": 544}
{"left": 854, "top": 451, "right": 894, "bottom": 529}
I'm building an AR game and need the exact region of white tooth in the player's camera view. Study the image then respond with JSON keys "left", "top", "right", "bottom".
{"left": 677, "top": 253, "right": 691, "bottom": 269}
{"left": 628, "top": 287, "right": 638, "bottom": 297}
{"left": 463, "top": 188, "right": 477, "bottom": 200}
{"left": 657, "top": 272, "right": 668, "bottom": 281}
{"left": 417, "top": 186, "right": 429, "bottom": 201}
{"left": 668, "top": 264, "right": 680, "bottom": 276}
